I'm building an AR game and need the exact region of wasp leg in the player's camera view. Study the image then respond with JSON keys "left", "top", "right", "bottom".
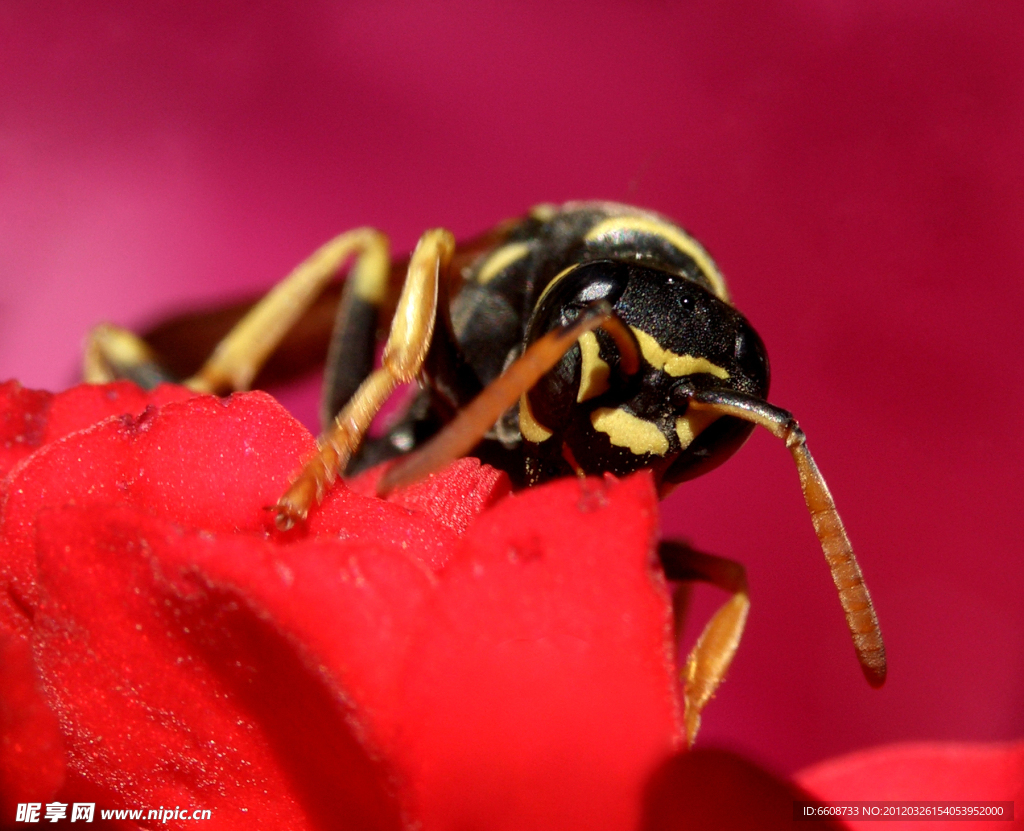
{"left": 659, "top": 540, "right": 749, "bottom": 747}
{"left": 319, "top": 235, "right": 397, "bottom": 429}
{"left": 83, "top": 323, "right": 178, "bottom": 388}
{"left": 375, "top": 301, "right": 624, "bottom": 495}
{"left": 187, "top": 228, "right": 390, "bottom": 395}
{"left": 274, "top": 229, "right": 456, "bottom": 530}
{"left": 344, "top": 262, "right": 486, "bottom": 476}
{"left": 138, "top": 216, "right": 528, "bottom": 388}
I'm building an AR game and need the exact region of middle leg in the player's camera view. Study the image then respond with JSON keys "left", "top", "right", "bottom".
{"left": 659, "top": 540, "right": 750, "bottom": 746}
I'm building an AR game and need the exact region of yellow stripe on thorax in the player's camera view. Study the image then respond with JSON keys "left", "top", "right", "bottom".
{"left": 529, "top": 203, "right": 558, "bottom": 222}
{"left": 584, "top": 215, "right": 729, "bottom": 302}
{"left": 475, "top": 241, "right": 532, "bottom": 284}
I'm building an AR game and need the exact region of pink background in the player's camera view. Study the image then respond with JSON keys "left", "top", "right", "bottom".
{"left": 2, "top": 1, "right": 1022, "bottom": 775}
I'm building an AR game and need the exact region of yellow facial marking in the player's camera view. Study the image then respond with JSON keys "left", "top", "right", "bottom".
{"left": 630, "top": 327, "right": 730, "bottom": 379}
{"left": 476, "top": 241, "right": 532, "bottom": 284}
{"left": 519, "top": 392, "right": 553, "bottom": 443}
{"left": 584, "top": 215, "right": 729, "bottom": 302}
{"left": 591, "top": 408, "right": 669, "bottom": 456}
{"left": 576, "top": 331, "right": 610, "bottom": 402}
{"left": 675, "top": 410, "right": 721, "bottom": 449}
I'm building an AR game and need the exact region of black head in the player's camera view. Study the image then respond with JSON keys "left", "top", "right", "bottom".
{"left": 520, "top": 260, "right": 770, "bottom": 492}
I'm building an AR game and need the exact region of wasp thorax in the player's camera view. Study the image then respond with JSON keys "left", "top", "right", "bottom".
{"left": 521, "top": 260, "right": 770, "bottom": 488}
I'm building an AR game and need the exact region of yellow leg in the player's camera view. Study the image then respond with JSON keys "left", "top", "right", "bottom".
{"left": 188, "top": 228, "right": 390, "bottom": 394}
{"left": 274, "top": 229, "right": 456, "bottom": 530}
{"left": 83, "top": 323, "right": 170, "bottom": 386}
{"left": 659, "top": 541, "right": 750, "bottom": 746}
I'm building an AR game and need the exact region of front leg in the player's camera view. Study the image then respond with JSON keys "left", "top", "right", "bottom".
{"left": 274, "top": 229, "right": 455, "bottom": 529}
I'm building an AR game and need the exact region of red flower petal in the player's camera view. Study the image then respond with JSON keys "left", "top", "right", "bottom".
{"left": 0, "top": 380, "right": 193, "bottom": 479}
{"left": 1, "top": 391, "right": 311, "bottom": 633}
{"left": 1, "top": 384, "right": 510, "bottom": 637}
{"left": 2, "top": 383, "right": 692, "bottom": 828}
{"left": 797, "top": 740, "right": 1024, "bottom": 828}
{"left": 32, "top": 505, "right": 405, "bottom": 830}
{"left": 347, "top": 457, "right": 511, "bottom": 539}
{"left": 642, "top": 748, "right": 844, "bottom": 830}
{"left": 391, "top": 473, "right": 681, "bottom": 830}
{"left": 0, "top": 633, "right": 66, "bottom": 817}
{"left": 29, "top": 479, "right": 681, "bottom": 829}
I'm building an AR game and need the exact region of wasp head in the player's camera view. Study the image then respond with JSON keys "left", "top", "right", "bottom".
{"left": 521, "top": 260, "right": 770, "bottom": 493}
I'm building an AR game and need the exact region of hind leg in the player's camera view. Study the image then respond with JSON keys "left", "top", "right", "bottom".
{"left": 83, "top": 229, "right": 391, "bottom": 400}
{"left": 83, "top": 323, "right": 177, "bottom": 388}
{"left": 188, "top": 229, "right": 390, "bottom": 395}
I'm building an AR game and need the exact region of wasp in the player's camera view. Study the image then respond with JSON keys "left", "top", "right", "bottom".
{"left": 85, "top": 201, "right": 886, "bottom": 744}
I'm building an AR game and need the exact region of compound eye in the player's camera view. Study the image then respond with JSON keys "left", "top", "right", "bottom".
{"left": 734, "top": 329, "right": 752, "bottom": 361}
{"left": 526, "top": 260, "right": 631, "bottom": 340}
{"left": 731, "top": 323, "right": 770, "bottom": 397}
{"left": 521, "top": 261, "right": 634, "bottom": 439}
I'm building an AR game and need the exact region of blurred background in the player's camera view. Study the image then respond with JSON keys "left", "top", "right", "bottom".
{"left": 2, "top": 0, "right": 1021, "bottom": 776}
